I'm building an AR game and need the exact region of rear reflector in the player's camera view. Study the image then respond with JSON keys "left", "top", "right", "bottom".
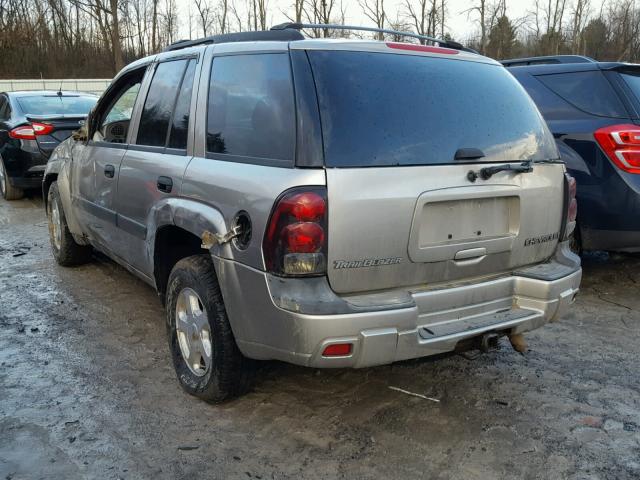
{"left": 386, "top": 42, "right": 459, "bottom": 55}
{"left": 594, "top": 124, "right": 640, "bottom": 174}
{"left": 322, "top": 343, "right": 352, "bottom": 357}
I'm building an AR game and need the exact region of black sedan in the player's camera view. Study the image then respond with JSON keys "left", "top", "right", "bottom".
{"left": 0, "top": 90, "right": 98, "bottom": 200}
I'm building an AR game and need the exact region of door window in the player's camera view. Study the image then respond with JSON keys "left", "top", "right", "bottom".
{"left": 168, "top": 60, "right": 197, "bottom": 149}
{"left": 206, "top": 54, "right": 295, "bottom": 162}
{"left": 137, "top": 59, "right": 194, "bottom": 148}
{"left": 94, "top": 69, "right": 145, "bottom": 144}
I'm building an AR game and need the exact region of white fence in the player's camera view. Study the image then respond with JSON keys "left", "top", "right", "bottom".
{"left": 0, "top": 79, "right": 112, "bottom": 95}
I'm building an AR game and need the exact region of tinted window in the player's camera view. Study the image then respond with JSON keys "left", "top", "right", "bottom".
{"left": 536, "top": 71, "right": 627, "bottom": 118}
{"left": 308, "top": 51, "right": 557, "bottom": 167}
{"left": 168, "top": 60, "right": 196, "bottom": 149}
{"left": 17, "top": 95, "right": 96, "bottom": 116}
{"left": 206, "top": 54, "right": 295, "bottom": 161}
{"left": 137, "top": 59, "right": 188, "bottom": 147}
{"left": 620, "top": 72, "right": 640, "bottom": 103}
{"left": 512, "top": 72, "right": 591, "bottom": 121}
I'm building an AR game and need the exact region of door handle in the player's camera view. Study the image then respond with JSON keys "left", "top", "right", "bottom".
{"left": 157, "top": 176, "right": 173, "bottom": 193}
{"left": 104, "top": 164, "right": 115, "bottom": 178}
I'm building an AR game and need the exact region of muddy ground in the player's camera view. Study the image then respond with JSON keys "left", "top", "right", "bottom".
{"left": 0, "top": 194, "right": 639, "bottom": 480}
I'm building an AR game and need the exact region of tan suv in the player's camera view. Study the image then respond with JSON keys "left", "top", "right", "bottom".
{"left": 43, "top": 24, "right": 581, "bottom": 402}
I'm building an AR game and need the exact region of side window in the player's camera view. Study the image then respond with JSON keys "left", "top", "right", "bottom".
{"left": 137, "top": 59, "right": 192, "bottom": 148}
{"left": 168, "top": 60, "right": 197, "bottom": 149}
{"left": 94, "top": 69, "right": 145, "bottom": 143}
{"left": 536, "top": 71, "right": 627, "bottom": 118}
{"left": 206, "top": 53, "right": 295, "bottom": 162}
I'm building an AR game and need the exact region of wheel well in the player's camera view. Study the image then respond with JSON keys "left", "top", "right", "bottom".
{"left": 154, "top": 226, "right": 208, "bottom": 302}
{"left": 43, "top": 174, "right": 58, "bottom": 207}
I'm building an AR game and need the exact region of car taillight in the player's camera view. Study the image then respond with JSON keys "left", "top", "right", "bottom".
{"left": 9, "top": 126, "right": 36, "bottom": 140}
{"left": 594, "top": 124, "right": 640, "bottom": 174}
{"left": 562, "top": 172, "right": 578, "bottom": 240}
{"left": 263, "top": 187, "right": 327, "bottom": 276}
{"left": 32, "top": 122, "right": 54, "bottom": 136}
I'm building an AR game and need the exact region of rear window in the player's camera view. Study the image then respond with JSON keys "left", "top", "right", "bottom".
{"left": 307, "top": 51, "right": 557, "bottom": 167}
{"left": 16, "top": 95, "right": 96, "bottom": 116}
{"left": 536, "top": 71, "right": 627, "bottom": 118}
{"left": 620, "top": 72, "right": 640, "bottom": 102}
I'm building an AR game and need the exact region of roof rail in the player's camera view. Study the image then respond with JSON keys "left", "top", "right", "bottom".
{"left": 163, "top": 28, "right": 304, "bottom": 52}
{"left": 501, "top": 55, "right": 596, "bottom": 67}
{"left": 270, "top": 22, "right": 473, "bottom": 52}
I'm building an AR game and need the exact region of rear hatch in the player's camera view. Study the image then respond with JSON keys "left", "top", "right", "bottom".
{"left": 27, "top": 114, "right": 87, "bottom": 158}
{"left": 306, "top": 46, "right": 565, "bottom": 294}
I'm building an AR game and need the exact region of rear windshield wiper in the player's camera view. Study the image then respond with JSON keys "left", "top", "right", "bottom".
{"left": 467, "top": 160, "right": 533, "bottom": 182}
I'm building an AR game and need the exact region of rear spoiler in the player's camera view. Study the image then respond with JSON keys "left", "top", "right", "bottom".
{"left": 26, "top": 114, "right": 88, "bottom": 122}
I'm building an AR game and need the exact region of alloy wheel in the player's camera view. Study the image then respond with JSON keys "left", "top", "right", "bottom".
{"left": 175, "top": 288, "right": 212, "bottom": 377}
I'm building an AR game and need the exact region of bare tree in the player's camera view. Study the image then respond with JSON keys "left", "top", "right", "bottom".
{"left": 359, "top": 0, "right": 386, "bottom": 39}
{"left": 403, "top": 0, "right": 440, "bottom": 42}
{"left": 194, "top": 0, "right": 214, "bottom": 36}
{"left": 463, "top": 0, "right": 505, "bottom": 54}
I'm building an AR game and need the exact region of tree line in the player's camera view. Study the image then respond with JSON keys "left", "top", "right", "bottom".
{"left": 0, "top": 0, "right": 638, "bottom": 79}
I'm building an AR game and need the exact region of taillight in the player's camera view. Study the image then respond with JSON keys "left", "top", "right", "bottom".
{"left": 8, "top": 122, "right": 54, "bottom": 140}
{"left": 594, "top": 124, "right": 640, "bottom": 174}
{"left": 32, "top": 122, "right": 54, "bottom": 136}
{"left": 9, "top": 126, "right": 36, "bottom": 140}
{"left": 562, "top": 172, "right": 578, "bottom": 240}
{"left": 263, "top": 187, "right": 327, "bottom": 276}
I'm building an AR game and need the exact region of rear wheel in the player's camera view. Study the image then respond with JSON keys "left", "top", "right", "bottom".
{"left": 166, "top": 254, "right": 254, "bottom": 402}
{"left": 0, "top": 159, "right": 24, "bottom": 200}
{"left": 47, "top": 182, "right": 92, "bottom": 266}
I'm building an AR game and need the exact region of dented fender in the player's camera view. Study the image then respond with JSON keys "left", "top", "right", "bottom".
{"left": 146, "top": 197, "right": 234, "bottom": 262}
{"left": 44, "top": 139, "right": 86, "bottom": 241}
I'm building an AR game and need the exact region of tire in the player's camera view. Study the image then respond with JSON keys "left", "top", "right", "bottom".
{"left": 166, "top": 254, "right": 254, "bottom": 402}
{"left": 47, "top": 182, "right": 92, "bottom": 266}
{"left": 0, "top": 159, "right": 24, "bottom": 200}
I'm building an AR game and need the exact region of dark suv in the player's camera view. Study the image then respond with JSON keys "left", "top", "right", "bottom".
{"left": 503, "top": 55, "right": 640, "bottom": 252}
{"left": 0, "top": 91, "right": 97, "bottom": 200}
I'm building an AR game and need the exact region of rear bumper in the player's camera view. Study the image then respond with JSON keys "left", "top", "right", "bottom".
{"left": 2, "top": 143, "right": 47, "bottom": 189}
{"left": 216, "top": 246, "right": 582, "bottom": 369}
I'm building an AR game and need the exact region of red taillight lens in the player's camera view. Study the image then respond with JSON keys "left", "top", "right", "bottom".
{"left": 31, "top": 122, "right": 54, "bottom": 136}
{"left": 9, "top": 126, "right": 36, "bottom": 140}
{"left": 263, "top": 187, "right": 327, "bottom": 276}
{"left": 594, "top": 124, "right": 640, "bottom": 174}
{"left": 322, "top": 343, "right": 352, "bottom": 357}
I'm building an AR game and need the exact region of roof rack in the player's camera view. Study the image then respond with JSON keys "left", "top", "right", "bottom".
{"left": 501, "top": 55, "right": 596, "bottom": 67}
{"left": 271, "top": 22, "right": 471, "bottom": 51}
{"left": 163, "top": 28, "right": 304, "bottom": 52}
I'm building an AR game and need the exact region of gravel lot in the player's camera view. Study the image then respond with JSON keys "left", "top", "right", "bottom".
{"left": 1, "top": 194, "right": 639, "bottom": 480}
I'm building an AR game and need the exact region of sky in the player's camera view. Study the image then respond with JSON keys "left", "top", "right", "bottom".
{"left": 175, "top": 0, "right": 533, "bottom": 44}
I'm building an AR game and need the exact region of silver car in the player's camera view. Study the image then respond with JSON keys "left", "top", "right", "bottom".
{"left": 43, "top": 25, "right": 581, "bottom": 402}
